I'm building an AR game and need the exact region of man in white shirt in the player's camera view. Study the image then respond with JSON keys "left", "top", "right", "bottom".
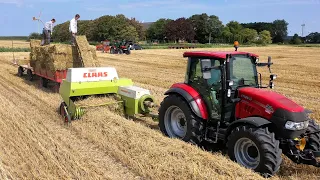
{"left": 69, "top": 14, "right": 80, "bottom": 45}
{"left": 41, "top": 18, "right": 56, "bottom": 46}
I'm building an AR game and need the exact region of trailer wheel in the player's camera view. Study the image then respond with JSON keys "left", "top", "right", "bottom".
{"left": 18, "top": 66, "right": 24, "bottom": 77}
{"left": 306, "top": 119, "right": 320, "bottom": 151}
{"left": 158, "top": 94, "right": 204, "bottom": 145}
{"left": 39, "top": 77, "right": 48, "bottom": 88}
{"left": 59, "top": 102, "right": 71, "bottom": 123}
{"left": 227, "top": 126, "right": 282, "bottom": 177}
{"left": 27, "top": 69, "right": 33, "bottom": 81}
{"left": 53, "top": 83, "right": 60, "bottom": 93}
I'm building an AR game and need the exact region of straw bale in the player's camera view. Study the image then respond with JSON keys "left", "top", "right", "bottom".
{"left": 29, "top": 40, "right": 41, "bottom": 48}
{"left": 28, "top": 35, "right": 100, "bottom": 71}
{"left": 16, "top": 59, "right": 30, "bottom": 65}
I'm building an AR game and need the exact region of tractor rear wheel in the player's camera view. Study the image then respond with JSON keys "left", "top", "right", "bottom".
{"left": 227, "top": 126, "right": 282, "bottom": 177}
{"left": 306, "top": 119, "right": 320, "bottom": 151}
{"left": 158, "top": 94, "right": 204, "bottom": 145}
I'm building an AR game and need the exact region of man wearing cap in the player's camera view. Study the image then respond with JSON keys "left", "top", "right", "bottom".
{"left": 41, "top": 18, "right": 56, "bottom": 46}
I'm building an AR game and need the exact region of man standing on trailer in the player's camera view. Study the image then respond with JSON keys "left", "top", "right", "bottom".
{"left": 41, "top": 18, "right": 56, "bottom": 46}
{"left": 69, "top": 14, "right": 80, "bottom": 45}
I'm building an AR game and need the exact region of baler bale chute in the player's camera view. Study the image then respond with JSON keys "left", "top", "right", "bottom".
{"left": 58, "top": 67, "right": 156, "bottom": 122}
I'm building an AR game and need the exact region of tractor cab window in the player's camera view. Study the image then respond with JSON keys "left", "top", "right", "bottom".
{"left": 230, "top": 56, "right": 258, "bottom": 88}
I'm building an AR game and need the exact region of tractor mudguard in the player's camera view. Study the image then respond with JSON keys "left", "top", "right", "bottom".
{"left": 164, "top": 87, "right": 208, "bottom": 120}
{"left": 226, "top": 117, "right": 272, "bottom": 140}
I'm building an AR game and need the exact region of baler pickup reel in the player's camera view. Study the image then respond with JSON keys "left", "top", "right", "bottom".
{"left": 58, "top": 67, "right": 156, "bottom": 123}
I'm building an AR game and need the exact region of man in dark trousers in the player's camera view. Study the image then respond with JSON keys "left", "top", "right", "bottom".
{"left": 41, "top": 18, "right": 56, "bottom": 46}
{"left": 69, "top": 14, "right": 80, "bottom": 45}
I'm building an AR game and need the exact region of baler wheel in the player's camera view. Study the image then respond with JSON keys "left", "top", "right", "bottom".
{"left": 18, "top": 66, "right": 24, "bottom": 77}
{"left": 227, "top": 126, "right": 282, "bottom": 177}
{"left": 306, "top": 119, "right": 320, "bottom": 152}
{"left": 59, "top": 102, "right": 71, "bottom": 123}
{"left": 158, "top": 94, "right": 204, "bottom": 146}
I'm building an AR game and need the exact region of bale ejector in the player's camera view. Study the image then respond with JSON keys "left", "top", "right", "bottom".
{"left": 58, "top": 51, "right": 320, "bottom": 178}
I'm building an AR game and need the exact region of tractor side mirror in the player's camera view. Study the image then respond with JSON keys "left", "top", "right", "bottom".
{"left": 201, "top": 59, "right": 212, "bottom": 79}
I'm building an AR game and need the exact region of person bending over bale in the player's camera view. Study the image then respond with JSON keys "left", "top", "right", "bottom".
{"left": 41, "top": 18, "right": 56, "bottom": 46}
{"left": 69, "top": 14, "right": 80, "bottom": 46}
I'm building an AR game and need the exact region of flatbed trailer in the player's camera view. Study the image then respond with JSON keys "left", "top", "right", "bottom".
{"left": 14, "top": 61, "right": 67, "bottom": 93}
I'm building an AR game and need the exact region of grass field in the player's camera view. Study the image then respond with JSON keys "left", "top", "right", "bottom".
{"left": 0, "top": 40, "right": 319, "bottom": 179}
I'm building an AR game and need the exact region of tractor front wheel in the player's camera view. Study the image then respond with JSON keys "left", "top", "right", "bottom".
{"left": 306, "top": 119, "right": 320, "bottom": 152}
{"left": 227, "top": 126, "right": 282, "bottom": 177}
{"left": 158, "top": 94, "right": 204, "bottom": 146}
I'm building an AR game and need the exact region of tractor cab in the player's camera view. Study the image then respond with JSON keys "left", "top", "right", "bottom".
{"left": 183, "top": 51, "right": 275, "bottom": 122}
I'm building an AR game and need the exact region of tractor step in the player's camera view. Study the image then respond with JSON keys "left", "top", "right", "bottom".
{"left": 313, "top": 151, "right": 320, "bottom": 157}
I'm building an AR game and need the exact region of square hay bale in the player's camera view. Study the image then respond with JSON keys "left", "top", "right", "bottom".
{"left": 30, "top": 40, "right": 41, "bottom": 48}
{"left": 29, "top": 35, "right": 100, "bottom": 72}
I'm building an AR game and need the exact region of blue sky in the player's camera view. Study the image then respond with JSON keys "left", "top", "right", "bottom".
{"left": 0, "top": 0, "right": 319, "bottom": 36}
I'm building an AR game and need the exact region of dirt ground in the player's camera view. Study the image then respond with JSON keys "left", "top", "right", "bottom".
{"left": 0, "top": 42, "right": 319, "bottom": 179}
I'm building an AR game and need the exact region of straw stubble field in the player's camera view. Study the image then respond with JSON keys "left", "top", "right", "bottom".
{"left": 0, "top": 41, "right": 319, "bottom": 179}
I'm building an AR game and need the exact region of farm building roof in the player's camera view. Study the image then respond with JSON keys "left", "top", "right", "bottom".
{"left": 183, "top": 51, "right": 259, "bottom": 59}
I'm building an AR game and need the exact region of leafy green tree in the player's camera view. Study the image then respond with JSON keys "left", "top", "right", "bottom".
{"left": 28, "top": 32, "right": 42, "bottom": 41}
{"left": 226, "top": 21, "right": 243, "bottom": 43}
{"left": 221, "top": 27, "right": 233, "bottom": 43}
{"left": 271, "top": 19, "right": 288, "bottom": 43}
{"left": 240, "top": 28, "right": 258, "bottom": 44}
{"left": 290, "top": 33, "right": 302, "bottom": 44}
{"left": 146, "top": 18, "right": 172, "bottom": 42}
{"left": 207, "top": 15, "right": 224, "bottom": 43}
{"left": 188, "top": 13, "right": 223, "bottom": 43}
{"left": 52, "top": 21, "right": 69, "bottom": 42}
{"left": 127, "top": 17, "right": 145, "bottom": 41}
{"left": 257, "top": 30, "right": 272, "bottom": 45}
{"left": 118, "top": 25, "right": 139, "bottom": 41}
{"left": 305, "top": 32, "right": 320, "bottom": 43}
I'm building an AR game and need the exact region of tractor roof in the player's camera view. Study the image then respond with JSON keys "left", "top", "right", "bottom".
{"left": 183, "top": 51, "right": 259, "bottom": 59}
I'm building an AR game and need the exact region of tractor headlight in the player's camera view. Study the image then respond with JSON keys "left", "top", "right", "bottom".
{"left": 285, "top": 120, "right": 309, "bottom": 130}
{"left": 255, "top": 58, "right": 259, "bottom": 63}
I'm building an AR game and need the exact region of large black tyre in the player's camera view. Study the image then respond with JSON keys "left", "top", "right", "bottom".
{"left": 110, "top": 47, "right": 115, "bottom": 54}
{"left": 39, "top": 77, "right": 48, "bottom": 88}
{"left": 27, "top": 69, "right": 33, "bottom": 81}
{"left": 158, "top": 94, "right": 204, "bottom": 145}
{"left": 18, "top": 66, "right": 24, "bottom": 77}
{"left": 125, "top": 49, "right": 131, "bottom": 55}
{"left": 227, "top": 126, "right": 282, "bottom": 177}
{"left": 306, "top": 119, "right": 320, "bottom": 151}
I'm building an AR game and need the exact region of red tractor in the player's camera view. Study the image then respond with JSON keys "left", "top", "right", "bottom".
{"left": 158, "top": 51, "right": 320, "bottom": 177}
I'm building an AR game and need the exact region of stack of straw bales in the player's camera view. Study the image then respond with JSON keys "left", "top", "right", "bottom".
{"left": 29, "top": 36, "right": 99, "bottom": 72}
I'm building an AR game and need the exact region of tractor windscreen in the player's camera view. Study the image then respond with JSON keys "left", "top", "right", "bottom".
{"left": 229, "top": 55, "right": 258, "bottom": 88}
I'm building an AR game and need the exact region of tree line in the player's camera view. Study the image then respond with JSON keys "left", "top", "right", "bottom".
{"left": 28, "top": 13, "right": 319, "bottom": 44}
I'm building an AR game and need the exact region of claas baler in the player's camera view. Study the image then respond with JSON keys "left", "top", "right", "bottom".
{"left": 58, "top": 67, "right": 155, "bottom": 122}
